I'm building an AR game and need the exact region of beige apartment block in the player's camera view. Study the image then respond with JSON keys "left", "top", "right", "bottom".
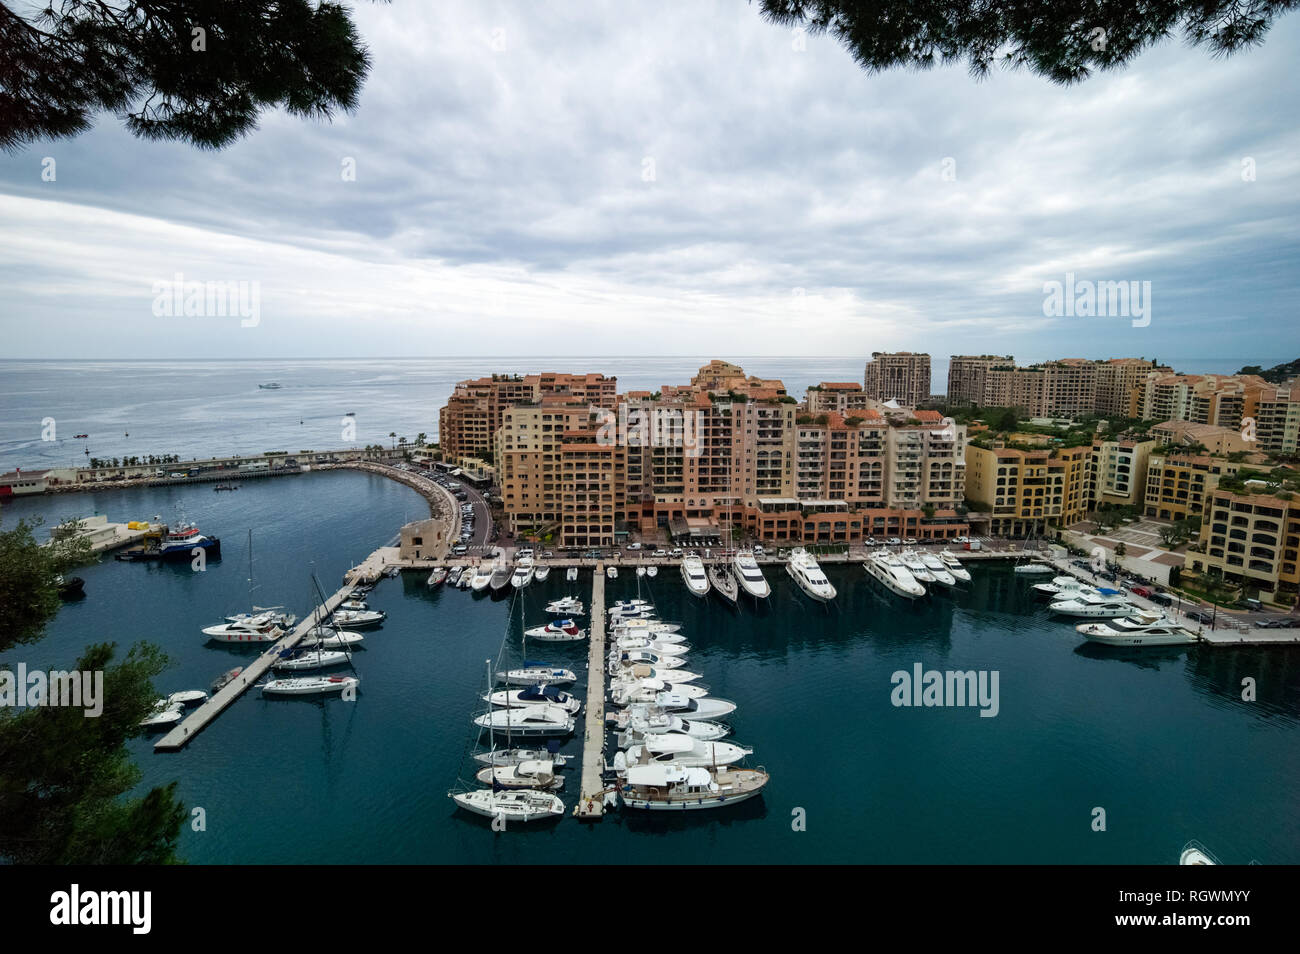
{"left": 965, "top": 444, "right": 1091, "bottom": 536}
{"left": 863, "top": 352, "right": 931, "bottom": 407}
{"left": 1149, "top": 420, "right": 1251, "bottom": 456}
{"left": 1187, "top": 489, "right": 1300, "bottom": 601}
{"left": 947, "top": 355, "right": 1014, "bottom": 406}
{"left": 1143, "top": 454, "right": 1241, "bottom": 520}
{"left": 1088, "top": 439, "right": 1156, "bottom": 508}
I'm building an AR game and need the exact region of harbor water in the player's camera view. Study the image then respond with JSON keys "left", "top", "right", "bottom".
{"left": 2, "top": 471, "right": 1297, "bottom": 864}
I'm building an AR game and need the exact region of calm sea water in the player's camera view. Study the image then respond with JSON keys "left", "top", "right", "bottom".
{"left": 2, "top": 471, "right": 1296, "bottom": 864}
{"left": 0, "top": 356, "right": 1261, "bottom": 471}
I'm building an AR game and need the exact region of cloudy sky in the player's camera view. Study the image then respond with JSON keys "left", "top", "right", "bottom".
{"left": 1, "top": 0, "right": 1297, "bottom": 365}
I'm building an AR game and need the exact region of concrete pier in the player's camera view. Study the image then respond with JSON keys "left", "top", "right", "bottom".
{"left": 575, "top": 567, "right": 608, "bottom": 819}
{"left": 155, "top": 568, "right": 369, "bottom": 751}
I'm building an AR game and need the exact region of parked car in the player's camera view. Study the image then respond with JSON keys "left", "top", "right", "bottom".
{"left": 1187, "top": 609, "right": 1214, "bottom": 624}
{"left": 653, "top": 549, "right": 668, "bottom": 557}
{"left": 669, "top": 548, "right": 683, "bottom": 557}
{"left": 1129, "top": 585, "right": 1153, "bottom": 598}
{"left": 626, "top": 542, "right": 642, "bottom": 550}
{"left": 886, "top": 537, "right": 902, "bottom": 546}
{"left": 1149, "top": 592, "right": 1174, "bottom": 607}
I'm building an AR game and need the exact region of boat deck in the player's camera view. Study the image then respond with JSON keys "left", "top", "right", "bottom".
{"left": 575, "top": 568, "right": 608, "bottom": 819}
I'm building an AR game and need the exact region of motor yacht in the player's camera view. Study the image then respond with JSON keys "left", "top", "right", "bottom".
{"left": 606, "top": 565, "right": 618, "bottom": 579}
{"left": 918, "top": 552, "right": 956, "bottom": 587}
{"left": 469, "top": 564, "right": 493, "bottom": 592}
{"left": 1014, "top": 562, "right": 1055, "bottom": 575}
{"left": 489, "top": 556, "right": 512, "bottom": 590}
{"left": 939, "top": 550, "right": 972, "bottom": 582}
{"left": 786, "top": 547, "right": 836, "bottom": 601}
{"left": 473, "top": 704, "right": 575, "bottom": 737}
{"left": 535, "top": 565, "right": 551, "bottom": 582}
{"left": 449, "top": 789, "right": 564, "bottom": 822}
{"left": 139, "top": 701, "right": 184, "bottom": 727}
{"left": 732, "top": 550, "right": 771, "bottom": 598}
{"left": 617, "top": 734, "right": 752, "bottom": 770}
{"left": 525, "top": 619, "right": 586, "bottom": 642}
{"left": 646, "top": 566, "right": 658, "bottom": 578}
{"left": 610, "top": 661, "right": 704, "bottom": 684}
{"left": 202, "top": 613, "right": 284, "bottom": 643}
{"left": 619, "top": 764, "right": 769, "bottom": 811}
{"left": 485, "top": 684, "right": 582, "bottom": 714}
{"left": 511, "top": 557, "right": 534, "bottom": 588}
{"left": 899, "top": 550, "right": 934, "bottom": 583}
{"left": 863, "top": 552, "right": 925, "bottom": 598}
{"left": 611, "top": 636, "right": 689, "bottom": 656}
{"left": 474, "top": 760, "right": 564, "bottom": 791}
{"left": 609, "top": 618, "right": 682, "bottom": 636}
{"left": 565, "top": 566, "right": 579, "bottom": 582}
{"left": 620, "top": 694, "right": 737, "bottom": 720}
{"left": 680, "top": 555, "right": 710, "bottom": 597}
{"left": 298, "top": 628, "right": 365, "bottom": 651}
{"left": 544, "top": 596, "right": 585, "bottom": 616}
{"left": 330, "top": 608, "right": 386, "bottom": 628}
{"left": 1049, "top": 593, "right": 1137, "bottom": 618}
{"left": 613, "top": 650, "right": 689, "bottom": 671}
{"left": 426, "top": 566, "right": 447, "bottom": 587}
{"left": 1033, "top": 575, "right": 1099, "bottom": 599}
{"left": 611, "top": 678, "right": 709, "bottom": 706}
{"left": 614, "top": 709, "right": 731, "bottom": 743}
{"left": 1076, "top": 610, "right": 1199, "bottom": 646}
{"left": 223, "top": 608, "right": 296, "bottom": 628}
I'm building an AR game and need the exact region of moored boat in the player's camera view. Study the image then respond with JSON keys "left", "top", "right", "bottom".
{"left": 449, "top": 789, "right": 564, "bottom": 822}
{"left": 863, "top": 552, "right": 925, "bottom": 598}
{"left": 708, "top": 564, "right": 738, "bottom": 604}
{"left": 524, "top": 619, "right": 586, "bottom": 642}
{"left": 486, "top": 684, "right": 582, "bottom": 714}
{"left": 426, "top": 566, "right": 448, "bottom": 587}
{"left": 498, "top": 665, "right": 577, "bottom": 686}
{"left": 262, "top": 674, "right": 359, "bottom": 697}
{"left": 939, "top": 550, "right": 971, "bottom": 582}
{"left": 473, "top": 703, "right": 575, "bottom": 737}
{"left": 617, "top": 734, "right": 752, "bottom": 770}
{"left": 619, "top": 764, "right": 768, "bottom": 811}
{"left": 1076, "top": 610, "right": 1198, "bottom": 646}
{"left": 732, "top": 550, "right": 770, "bottom": 598}
{"left": 680, "top": 554, "right": 710, "bottom": 597}
{"left": 474, "top": 760, "right": 564, "bottom": 791}
{"left": 786, "top": 547, "right": 836, "bottom": 601}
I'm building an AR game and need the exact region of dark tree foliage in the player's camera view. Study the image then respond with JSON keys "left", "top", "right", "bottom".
{"left": 0, "top": 642, "right": 186, "bottom": 864}
{"left": 0, "top": 0, "right": 374, "bottom": 150}
{"left": 0, "top": 518, "right": 89, "bottom": 654}
{"left": 758, "top": 0, "right": 1299, "bottom": 83}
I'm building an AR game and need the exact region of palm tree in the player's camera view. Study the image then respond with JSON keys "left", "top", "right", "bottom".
{"left": 416, "top": 433, "right": 427, "bottom": 447}
{"left": 388, "top": 431, "right": 397, "bottom": 450}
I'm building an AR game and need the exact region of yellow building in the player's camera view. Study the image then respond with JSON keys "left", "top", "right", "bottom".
{"left": 965, "top": 444, "right": 1091, "bottom": 536}
{"left": 1187, "top": 489, "right": 1300, "bottom": 601}
{"left": 1143, "top": 454, "right": 1241, "bottom": 520}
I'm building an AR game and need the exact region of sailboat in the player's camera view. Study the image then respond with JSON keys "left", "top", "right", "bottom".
{"left": 223, "top": 529, "right": 296, "bottom": 627}
{"left": 263, "top": 576, "right": 360, "bottom": 696}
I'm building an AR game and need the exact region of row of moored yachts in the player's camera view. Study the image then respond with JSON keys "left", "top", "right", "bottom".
{"left": 449, "top": 593, "right": 769, "bottom": 823}
{"left": 1031, "top": 575, "right": 1201, "bottom": 646}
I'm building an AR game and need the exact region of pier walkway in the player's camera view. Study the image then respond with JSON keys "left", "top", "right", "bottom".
{"left": 575, "top": 568, "right": 608, "bottom": 819}
{"left": 155, "top": 566, "right": 372, "bottom": 751}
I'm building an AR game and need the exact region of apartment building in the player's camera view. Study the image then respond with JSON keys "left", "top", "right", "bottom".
{"left": 1149, "top": 420, "right": 1252, "bottom": 456}
{"left": 1094, "top": 358, "right": 1157, "bottom": 417}
{"left": 559, "top": 426, "right": 625, "bottom": 549}
{"left": 863, "top": 352, "right": 930, "bottom": 407}
{"left": 1244, "top": 383, "right": 1300, "bottom": 454}
{"left": 1143, "top": 454, "right": 1241, "bottom": 521}
{"left": 1136, "top": 373, "right": 1265, "bottom": 430}
{"left": 494, "top": 398, "right": 592, "bottom": 536}
{"left": 1088, "top": 438, "right": 1156, "bottom": 508}
{"left": 804, "top": 382, "right": 872, "bottom": 416}
{"left": 438, "top": 371, "right": 617, "bottom": 461}
{"left": 965, "top": 444, "right": 1091, "bottom": 536}
{"left": 947, "top": 355, "right": 1014, "bottom": 406}
{"left": 1187, "top": 489, "right": 1300, "bottom": 601}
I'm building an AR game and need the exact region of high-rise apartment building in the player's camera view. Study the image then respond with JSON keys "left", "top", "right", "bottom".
{"left": 1143, "top": 454, "right": 1241, "bottom": 521}
{"left": 947, "top": 355, "right": 1015, "bottom": 406}
{"left": 1187, "top": 489, "right": 1300, "bottom": 601}
{"left": 863, "top": 352, "right": 931, "bottom": 407}
{"left": 965, "top": 444, "right": 1091, "bottom": 536}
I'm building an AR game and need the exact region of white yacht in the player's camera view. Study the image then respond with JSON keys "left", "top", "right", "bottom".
{"left": 611, "top": 661, "right": 704, "bottom": 683}
{"left": 612, "top": 678, "right": 710, "bottom": 707}
{"left": 473, "top": 748, "right": 571, "bottom": 768}
{"left": 614, "top": 709, "right": 731, "bottom": 743}
{"left": 1049, "top": 593, "right": 1137, "bottom": 618}
{"left": 299, "top": 627, "right": 365, "bottom": 650}
{"left": 545, "top": 596, "right": 585, "bottom": 616}
{"left": 139, "top": 701, "right": 184, "bottom": 727}
{"left": 224, "top": 607, "right": 296, "bottom": 628}
{"left": 611, "top": 636, "right": 689, "bottom": 657}
{"left": 1076, "top": 611, "right": 1199, "bottom": 646}
{"left": 620, "top": 764, "right": 769, "bottom": 811}
{"left": 330, "top": 608, "right": 385, "bottom": 628}
{"left": 161, "top": 690, "right": 207, "bottom": 707}
{"left": 498, "top": 665, "right": 577, "bottom": 686}
{"left": 450, "top": 789, "right": 564, "bottom": 822}
{"left": 565, "top": 566, "right": 579, "bottom": 582}
{"left": 613, "top": 650, "right": 689, "bottom": 671}
{"left": 786, "top": 547, "right": 836, "bottom": 601}
{"left": 469, "top": 563, "right": 493, "bottom": 591}
{"left": 606, "top": 565, "right": 618, "bottom": 579}
{"left": 474, "top": 760, "right": 564, "bottom": 791}
{"left": 610, "top": 599, "right": 651, "bottom": 611}
{"left": 732, "top": 550, "right": 771, "bottom": 598}
{"left": 609, "top": 618, "right": 681, "bottom": 635}
{"left": 621, "top": 694, "right": 737, "bottom": 720}
{"left": 1179, "top": 840, "right": 1220, "bottom": 865}
{"left": 900, "top": 550, "right": 934, "bottom": 583}
{"left": 510, "top": 557, "right": 534, "bottom": 589}
{"left": 863, "top": 552, "right": 925, "bottom": 598}
{"left": 202, "top": 613, "right": 284, "bottom": 643}
{"left": 646, "top": 566, "right": 658, "bottom": 578}
{"left": 426, "top": 566, "right": 447, "bottom": 587}
{"left": 486, "top": 685, "right": 581, "bottom": 714}
{"left": 261, "top": 674, "right": 359, "bottom": 697}
{"left": 534, "top": 565, "right": 551, "bottom": 582}
{"left": 489, "top": 557, "right": 512, "bottom": 590}
{"left": 918, "top": 552, "right": 956, "bottom": 587}
{"left": 617, "top": 734, "right": 752, "bottom": 770}
{"left": 1033, "top": 575, "right": 1098, "bottom": 598}
{"left": 474, "top": 704, "right": 575, "bottom": 737}
{"left": 1014, "top": 561, "right": 1055, "bottom": 575}
{"left": 939, "top": 550, "right": 972, "bottom": 583}
{"left": 681, "top": 554, "right": 710, "bottom": 597}
{"left": 273, "top": 648, "right": 352, "bottom": 671}
{"left": 524, "top": 619, "right": 586, "bottom": 642}
{"left": 636, "top": 566, "right": 646, "bottom": 578}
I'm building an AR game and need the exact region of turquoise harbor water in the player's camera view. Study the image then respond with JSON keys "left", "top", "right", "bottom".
{"left": 2, "top": 470, "right": 1298, "bottom": 864}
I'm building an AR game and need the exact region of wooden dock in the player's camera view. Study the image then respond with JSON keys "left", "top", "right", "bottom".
{"left": 155, "top": 571, "right": 370, "bottom": 751}
{"left": 575, "top": 567, "right": 608, "bottom": 819}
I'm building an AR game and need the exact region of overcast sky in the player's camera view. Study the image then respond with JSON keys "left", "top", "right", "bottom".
{"left": 1, "top": 1, "right": 1297, "bottom": 365}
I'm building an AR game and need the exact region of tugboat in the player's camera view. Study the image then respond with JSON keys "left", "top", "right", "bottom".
{"left": 115, "top": 521, "right": 221, "bottom": 562}
{"left": 56, "top": 575, "right": 86, "bottom": 599}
